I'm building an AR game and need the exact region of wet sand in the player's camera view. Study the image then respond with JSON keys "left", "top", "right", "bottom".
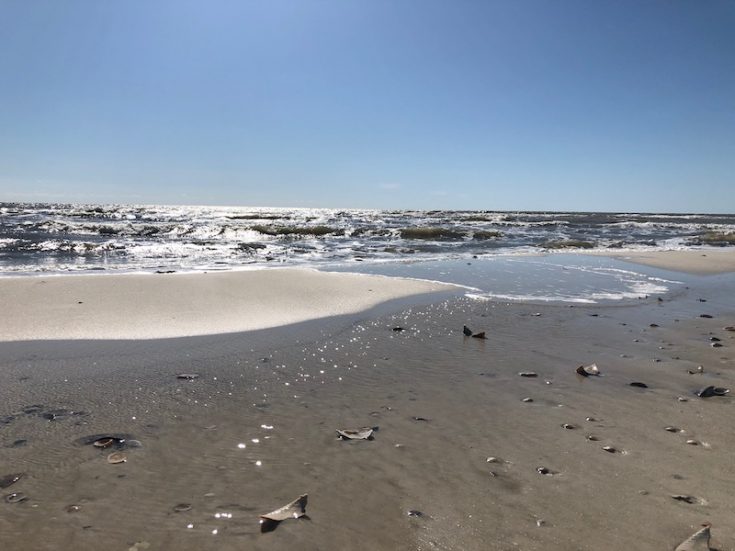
{"left": 1, "top": 256, "right": 734, "bottom": 550}
{"left": 600, "top": 249, "right": 735, "bottom": 275}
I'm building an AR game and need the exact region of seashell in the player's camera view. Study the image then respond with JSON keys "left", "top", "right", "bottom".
{"left": 536, "top": 466, "right": 552, "bottom": 475}
{"left": 710, "top": 337, "right": 720, "bottom": 342}
{"left": 629, "top": 382, "right": 648, "bottom": 388}
{"left": 522, "top": 397, "right": 533, "bottom": 403}
{"left": 686, "top": 439, "right": 699, "bottom": 446}
{"left": 688, "top": 366, "right": 704, "bottom": 375}
{"left": 724, "top": 326, "right": 735, "bottom": 331}
{"left": 336, "top": 427, "right": 374, "bottom": 440}
{"left": 585, "top": 417, "right": 599, "bottom": 422}
{"left": 697, "top": 386, "right": 729, "bottom": 398}
{"left": 671, "top": 495, "right": 698, "bottom": 504}
{"left": 392, "top": 326, "right": 404, "bottom": 332}
{"left": 576, "top": 364, "right": 600, "bottom": 377}
{"left": 66, "top": 504, "right": 81, "bottom": 513}
{"left": 675, "top": 523, "right": 711, "bottom": 551}
{"left": 0, "top": 473, "right": 23, "bottom": 490}
{"left": 407, "top": 509, "right": 424, "bottom": 517}
{"left": 586, "top": 435, "right": 599, "bottom": 441}
{"left": 699, "top": 314, "right": 713, "bottom": 319}
{"left": 518, "top": 372, "right": 538, "bottom": 378}
{"left": 649, "top": 323, "right": 659, "bottom": 328}
{"left": 107, "top": 452, "right": 127, "bottom": 464}
{"left": 561, "top": 423, "right": 575, "bottom": 430}
{"left": 93, "top": 437, "right": 115, "bottom": 449}
{"left": 4, "top": 492, "right": 27, "bottom": 504}
{"left": 678, "top": 396, "right": 689, "bottom": 402}
{"left": 471, "top": 331, "right": 487, "bottom": 339}
{"left": 177, "top": 373, "right": 199, "bottom": 380}
{"left": 75, "top": 433, "right": 134, "bottom": 447}
{"left": 173, "top": 503, "right": 192, "bottom": 513}
{"left": 463, "top": 326, "right": 473, "bottom": 336}
{"left": 259, "top": 494, "right": 308, "bottom": 533}
{"left": 602, "top": 446, "right": 616, "bottom": 453}
{"left": 665, "top": 426, "right": 682, "bottom": 433}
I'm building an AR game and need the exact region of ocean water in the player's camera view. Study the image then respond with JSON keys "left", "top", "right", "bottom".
{"left": 1, "top": 202, "right": 730, "bottom": 302}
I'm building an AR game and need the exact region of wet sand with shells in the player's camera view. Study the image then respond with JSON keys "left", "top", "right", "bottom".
{"left": 1, "top": 259, "right": 735, "bottom": 550}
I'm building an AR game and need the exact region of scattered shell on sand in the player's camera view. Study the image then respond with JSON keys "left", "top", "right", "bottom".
{"left": 675, "top": 523, "right": 711, "bottom": 551}
{"left": 699, "top": 314, "right": 713, "bottom": 319}
{"left": 522, "top": 397, "right": 533, "bottom": 403}
{"left": 697, "top": 386, "right": 730, "bottom": 398}
{"left": 107, "top": 452, "right": 127, "bottom": 464}
{"left": 724, "top": 326, "right": 735, "bottom": 332}
{"left": 576, "top": 364, "right": 600, "bottom": 377}
{"left": 678, "top": 396, "right": 689, "bottom": 402}
{"left": 561, "top": 423, "right": 576, "bottom": 430}
{"left": 177, "top": 374, "right": 200, "bottom": 380}
{"left": 671, "top": 495, "right": 699, "bottom": 504}
{"left": 0, "top": 473, "right": 23, "bottom": 490}
{"left": 629, "top": 382, "right": 649, "bottom": 389}
{"left": 173, "top": 503, "right": 192, "bottom": 513}
{"left": 336, "top": 427, "right": 374, "bottom": 440}
{"left": 407, "top": 509, "right": 425, "bottom": 517}
{"left": 66, "top": 504, "right": 81, "bottom": 513}
{"left": 665, "top": 426, "right": 682, "bottom": 433}
{"left": 519, "top": 372, "right": 538, "bottom": 378}
{"left": 602, "top": 446, "right": 617, "bottom": 453}
{"left": 4, "top": 492, "right": 27, "bottom": 504}
{"left": 688, "top": 366, "right": 704, "bottom": 375}
{"left": 585, "top": 417, "right": 599, "bottom": 422}
{"left": 686, "top": 439, "right": 699, "bottom": 446}
{"left": 93, "top": 437, "right": 115, "bottom": 449}
{"left": 536, "top": 467, "right": 553, "bottom": 476}
{"left": 586, "top": 435, "right": 600, "bottom": 441}
{"left": 259, "top": 494, "right": 308, "bottom": 533}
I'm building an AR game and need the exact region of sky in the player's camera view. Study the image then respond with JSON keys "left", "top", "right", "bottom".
{"left": 0, "top": 0, "right": 733, "bottom": 212}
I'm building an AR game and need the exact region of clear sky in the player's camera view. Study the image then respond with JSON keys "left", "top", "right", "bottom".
{"left": 1, "top": 0, "right": 733, "bottom": 212}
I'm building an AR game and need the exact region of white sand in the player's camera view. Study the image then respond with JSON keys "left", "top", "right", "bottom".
{"left": 0, "top": 269, "right": 453, "bottom": 341}
{"left": 591, "top": 249, "right": 735, "bottom": 275}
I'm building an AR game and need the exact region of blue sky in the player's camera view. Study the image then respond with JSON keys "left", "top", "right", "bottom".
{"left": 1, "top": 0, "right": 733, "bottom": 212}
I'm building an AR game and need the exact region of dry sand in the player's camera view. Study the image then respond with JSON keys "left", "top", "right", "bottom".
{"left": 593, "top": 248, "right": 735, "bottom": 275}
{"left": 1, "top": 255, "right": 734, "bottom": 550}
{"left": 0, "top": 268, "right": 454, "bottom": 341}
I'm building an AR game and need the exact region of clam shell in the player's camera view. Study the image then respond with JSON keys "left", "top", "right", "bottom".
{"left": 260, "top": 494, "right": 308, "bottom": 523}
{"left": 697, "top": 386, "right": 730, "bottom": 398}
{"left": 675, "top": 523, "right": 711, "bottom": 551}
{"left": 93, "top": 437, "right": 115, "bottom": 449}
{"left": 107, "top": 452, "right": 127, "bottom": 464}
{"left": 4, "top": 492, "right": 27, "bottom": 504}
{"left": 576, "top": 363, "right": 600, "bottom": 377}
{"left": 519, "top": 372, "right": 538, "bottom": 378}
{"left": 173, "top": 503, "right": 192, "bottom": 513}
{"left": 0, "top": 473, "right": 23, "bottom": 490}
{"left": 336, "top": 427, "right": 374, "bottom": 440}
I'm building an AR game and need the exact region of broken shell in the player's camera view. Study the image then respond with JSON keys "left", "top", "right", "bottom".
{"left": 4, "top": 492, "right": 27, "bottom": 504}
{"left": 576, "top": 363, "right": 600, "bottom": 377}
{"left": 671, "top": 495, "right": 698, "bottom": 504}
{"left": 675, "top": 523, "right": 711, "bottom": 551}
{"left": 697, "top": 386, "right": 730, "bottom": 398}
{"left": 0, "top": 473, "right": 23, "bottom": 490}
{"left": 260, "top": 495, "right": 308, "bottom": 520}
{"left": 107, "top": 452, "right": 127, "bottom": 464}
{"left": 336, "top": 427, "right": 374, "bottom": 440}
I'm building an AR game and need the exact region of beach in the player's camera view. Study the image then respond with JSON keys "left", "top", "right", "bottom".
{"left": 1, "top": 252, "right": 734, "bottom": 550}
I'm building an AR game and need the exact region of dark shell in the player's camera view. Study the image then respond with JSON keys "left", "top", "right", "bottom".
{"left": 74, "top": 433, "right": 134, "bottom": 447}
{"left": 463, "top": 326, "right": 473, "bottom": 336}
{"left": 4, "top": 492, "right": 27, "bottom": 504}
{"left": 697, "top": 386, "right": 730, "bottom": 398}
{"left": 0, "top": 473, "right": 23, "bottom": 490}
{"left": 630, "top": 382, "right": 648, "bottom": 389}
{"left": 173, "top": 503, "right": 192, "bottom": 513}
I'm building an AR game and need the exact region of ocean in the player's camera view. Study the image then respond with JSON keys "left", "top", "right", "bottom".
{"left": 2, "top": 202, "right": 733, "bottom": 303}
